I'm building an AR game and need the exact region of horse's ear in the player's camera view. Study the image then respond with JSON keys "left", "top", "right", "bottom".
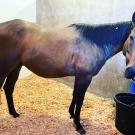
{"left": 132, "top": 12, "right": 135, "bottom": 25}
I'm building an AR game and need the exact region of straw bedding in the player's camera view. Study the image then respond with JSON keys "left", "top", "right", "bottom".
{"left": 0, "top": 74, "right": 122, "bottom": 135}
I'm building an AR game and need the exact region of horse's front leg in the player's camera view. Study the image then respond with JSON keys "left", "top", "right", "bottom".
{"left": 73, "top": 75, "right": 92, "bottom": 134}
{"left": 69, "top": 86, "right": 76, "bottom": 118}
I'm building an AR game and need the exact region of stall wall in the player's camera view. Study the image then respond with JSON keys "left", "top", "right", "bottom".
{"left": 36, "top": 0, "right": 135, "bottom": 97}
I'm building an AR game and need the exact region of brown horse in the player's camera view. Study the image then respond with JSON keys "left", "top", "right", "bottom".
{"left": 124, "top": 13, "right": 135, "bottom": 79}
{"left": 0, "top": 12, "right": 135, "bottom": 134}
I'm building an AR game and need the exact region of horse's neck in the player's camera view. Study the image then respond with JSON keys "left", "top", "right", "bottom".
{"left": 73, "top": 21, "right": 133, "bottom": 61}
{"left": 103, "top": 24, "right": 133, "bottom": 60}
{"left": 103, "top": 42, "right": 123, "bottom": 60}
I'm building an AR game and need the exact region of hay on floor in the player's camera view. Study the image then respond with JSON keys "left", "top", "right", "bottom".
{"left": 0, "top": 74, "right": 122, "bottom": 135}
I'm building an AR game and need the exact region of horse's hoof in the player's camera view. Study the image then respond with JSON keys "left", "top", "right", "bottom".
{"left": 10, "top": 112, "right": 20, "bottom": 118}
{"left": 13, "top": 113, "right": 20, "bottom": 118}
{"left": 76, "top": 126, "right": 86, "bottom": 135}
{"left": 69, "top": 110, "right": 74, "bottom": 119}
{"left": 69, "top": 111, "right": 74, "bottom": 119}
{"left": 70, "top": 116, "right": 74, "bottom": 119}
{"left": 70, "top": 114, "right": 74, "bottom": 119}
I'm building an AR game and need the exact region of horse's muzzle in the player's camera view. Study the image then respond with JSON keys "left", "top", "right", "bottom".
{"left": 125, "top": 67, "right": 135, "bottom": 79}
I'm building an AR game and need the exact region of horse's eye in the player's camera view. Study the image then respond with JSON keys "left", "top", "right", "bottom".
{"left": 130, "top": 36, "right": 134, "bottom": 41}
{"left": 130, "top": 35, "right": 135, "bottom": 43}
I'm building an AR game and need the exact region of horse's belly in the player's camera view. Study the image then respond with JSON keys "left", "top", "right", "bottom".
{"left": 23, "top": 56, "right": 75, "bottom": 78}
{"left": 26, "top": 65, "right": 75, "bottom": 78}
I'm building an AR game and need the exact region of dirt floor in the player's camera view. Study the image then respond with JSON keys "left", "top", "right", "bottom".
{"left": 0, "top": 74, "right": 122, "bottom": 135}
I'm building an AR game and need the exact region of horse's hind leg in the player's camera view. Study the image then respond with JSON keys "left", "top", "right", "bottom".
{"left": 3, "top": 65, "right": 22, "bottom": 118}
{"left": 73, "top": 75, "right": 92, "bottom": 134}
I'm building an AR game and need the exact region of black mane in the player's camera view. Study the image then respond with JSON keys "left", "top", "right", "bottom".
{"left": 70, "top": 22, "right": 133, "bottom": 47}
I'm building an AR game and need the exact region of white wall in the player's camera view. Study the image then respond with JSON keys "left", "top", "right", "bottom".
{"left": 0, "top": 0, "right": 36, "bottom": 78}
{"left": 37, "top": 0, "right": 135, "bottom": 27}
{"left": 0, "top": 0, "right": 36, "bottom": 22}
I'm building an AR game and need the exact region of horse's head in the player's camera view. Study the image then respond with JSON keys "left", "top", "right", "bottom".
{"left": 124, "top": 12, "right": 135, "bottom": 79}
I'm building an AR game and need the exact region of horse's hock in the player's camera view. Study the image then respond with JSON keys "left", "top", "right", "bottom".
{"left": 36, "top": 0, "right": 133, "bottom": 97}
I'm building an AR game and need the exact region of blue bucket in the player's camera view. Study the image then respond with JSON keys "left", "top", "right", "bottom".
{"left": 130, "top": 78, "right": 135, "bottom": 94}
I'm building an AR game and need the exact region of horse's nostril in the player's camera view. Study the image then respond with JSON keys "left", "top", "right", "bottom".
{"left": 125, "top": 67, "right": 135, "bottom": 79}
